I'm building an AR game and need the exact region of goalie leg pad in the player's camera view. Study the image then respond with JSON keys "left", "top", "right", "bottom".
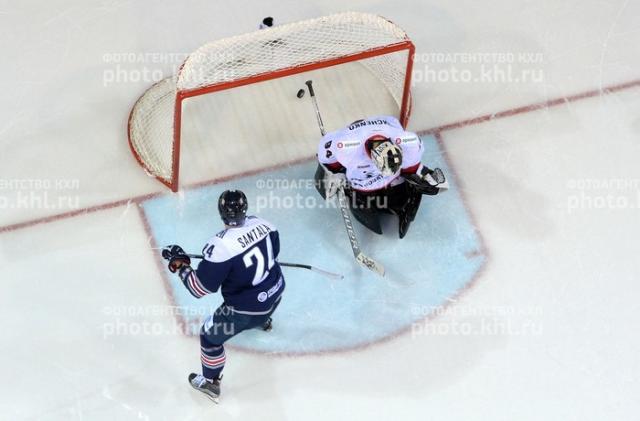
{"left": 387, "top": 183, "right": 422, "bottom": 238}
{"left": 314, "top": 163, "right": 328, "bottom": 199}
{"left": 346, "top": 189, "right": 383, "bottom": 235}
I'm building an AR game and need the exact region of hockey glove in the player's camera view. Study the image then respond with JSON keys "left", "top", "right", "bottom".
{"left": 161, "top": 244, "right": 191, "bottom": 273}
{"left": 325, "top": 172, "right": 347, "bottom": 199}
{"left": 428, "top": 167, "right": 446, "bottom": 185}
{"left": 405, "top": 167, "right": 448, "bottom": 195}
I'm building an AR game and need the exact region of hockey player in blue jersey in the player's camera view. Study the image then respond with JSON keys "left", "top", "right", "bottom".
{"left": 161, "top": 190, "right": 285, "bottom": 403}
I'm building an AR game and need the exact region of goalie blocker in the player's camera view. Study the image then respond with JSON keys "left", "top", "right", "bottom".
{"left": 314, "top": 116, "right": 448, "bottom": 239}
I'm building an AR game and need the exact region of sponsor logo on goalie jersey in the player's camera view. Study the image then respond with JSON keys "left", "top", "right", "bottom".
{"left": 397, "top": 136, "right": 420, "bottom": 144}
{"left": 337, "top": 141, "right": 360, "bottom": 149}
{"left": 316, "top": 115, "right": 423, "bottom": 192}
{"left": 351, "top": 173, "right": 385, "bottom": 188}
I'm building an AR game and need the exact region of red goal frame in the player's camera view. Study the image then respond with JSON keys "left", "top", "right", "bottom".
{"left": 128, "top": 40, "right": 414, "bottom": 192}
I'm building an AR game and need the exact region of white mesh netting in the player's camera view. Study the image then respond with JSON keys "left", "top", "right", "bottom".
{"left": 128, "top": 12, "right": 413, "bottom": 189}
{"left": 128, "top": 77, "right": 177, "bottom": 181}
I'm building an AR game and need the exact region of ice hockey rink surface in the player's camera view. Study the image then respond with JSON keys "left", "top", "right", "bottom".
{"left": 1, "top": 1, "right": 639, "bottom": 420}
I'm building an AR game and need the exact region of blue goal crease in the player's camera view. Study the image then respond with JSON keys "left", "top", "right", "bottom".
{"left": 141, "top": 134, "right": 486, "bottom": 354}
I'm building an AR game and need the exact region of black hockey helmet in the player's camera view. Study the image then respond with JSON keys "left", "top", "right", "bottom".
{"left": 218, "top": 190, "right": 248, "bottom": 227}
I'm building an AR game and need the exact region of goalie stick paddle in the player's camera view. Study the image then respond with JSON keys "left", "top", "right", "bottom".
{"left": 186, "top": 254, "right": 344, "bottom": 280}
{"left": 336, "top": 188, "right": 386, "bottom": 276}
{"left": 299, "top": 80, "right": 385, "bottom": 277}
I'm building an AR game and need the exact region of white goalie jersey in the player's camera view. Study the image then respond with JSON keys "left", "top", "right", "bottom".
{"left": 317, "top": 115, "right": 424, "bottom": 192}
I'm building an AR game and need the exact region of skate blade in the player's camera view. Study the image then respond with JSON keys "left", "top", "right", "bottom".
{"left": 199, "top": 391, "right": 220, "bottom": 404}
{"left": 191, "top": 387, "right": 220, "bottom": 404}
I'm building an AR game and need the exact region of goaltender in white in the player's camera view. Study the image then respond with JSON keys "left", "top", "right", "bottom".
{"left": 314, "top": 115, "right": 448, "bottom": 238}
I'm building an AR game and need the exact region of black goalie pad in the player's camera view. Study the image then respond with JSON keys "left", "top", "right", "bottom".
{"left": 346, "top": 189, "right": 384, "bottom": 235}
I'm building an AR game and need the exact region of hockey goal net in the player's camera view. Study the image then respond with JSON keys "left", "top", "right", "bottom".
{"left": 128, "top": 12, "right": 414, "bottom": 191}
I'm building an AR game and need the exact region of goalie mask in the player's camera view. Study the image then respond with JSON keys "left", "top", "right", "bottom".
{"left": 368, "top": 137, "right": 403, "bottom": 176}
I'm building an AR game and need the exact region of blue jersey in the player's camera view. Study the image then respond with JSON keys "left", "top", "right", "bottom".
{"left": 180, "top": 216, "right": 284, "bottom": 314}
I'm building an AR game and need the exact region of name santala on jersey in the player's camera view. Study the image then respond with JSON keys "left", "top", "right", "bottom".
{"left": 196, "top": 216, "right": 284, "bottom": 314}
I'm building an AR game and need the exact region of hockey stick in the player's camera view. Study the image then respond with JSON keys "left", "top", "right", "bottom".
{"left": 299, "top": 80, "right": 385, "bottom": 276}
{"left": 336, "top": 188, "right": 386, "bottom": 276}
{"left": 303, "top": 80, "right": 326, "bottom": 136}
{"left": 186, "top": 254, "right": 344, "bottom": 280}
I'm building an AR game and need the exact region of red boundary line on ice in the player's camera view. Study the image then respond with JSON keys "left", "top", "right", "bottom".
{"left": 1, "top": 78, "right": 637, "bottom": 235}
{"left": 420, "top": 79, "right": 640, "bottom": 135}
{"left": 2, "top": 78, "right": 637, "bottom": 235}
{"left": 0, "top": 157, "right": 316, "bottom": 234}
{"left": 0, "top": 78, "right": 638, "bottom": 355}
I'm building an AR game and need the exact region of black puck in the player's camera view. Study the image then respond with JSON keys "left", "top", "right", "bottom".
{"left": 296, "top": 89, "right": 305, "bottom": 98}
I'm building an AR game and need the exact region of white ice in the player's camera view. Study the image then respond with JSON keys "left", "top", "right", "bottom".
{"left": 1, "top": 0, "right": 639, "bottom": 420}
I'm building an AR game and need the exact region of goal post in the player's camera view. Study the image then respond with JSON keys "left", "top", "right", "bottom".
{"left": 128, "top": 12, "right": 415, "bottom": 191}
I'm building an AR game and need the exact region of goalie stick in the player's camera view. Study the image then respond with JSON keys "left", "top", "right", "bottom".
{"left": 299, "top": 80, "right": 385, "bottom": 277}
{"left": 186, "top": 254, "right": 344, "bottom": 280}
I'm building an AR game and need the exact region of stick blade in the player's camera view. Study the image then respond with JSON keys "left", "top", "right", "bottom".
{"left": 356, "top": 253, "right": 385, "bottom": 277}
{"left": 310, "top": 266, "right": 344, "bottom": 280}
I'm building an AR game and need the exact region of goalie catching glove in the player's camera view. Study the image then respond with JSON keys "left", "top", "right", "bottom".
{"left": 161, "top": 245, "right": 191, "bottom": 273}
{"left": 404, "top": 166, "right": 448, "bottom": 195}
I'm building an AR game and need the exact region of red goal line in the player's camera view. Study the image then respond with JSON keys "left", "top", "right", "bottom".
{"left": 1, "top": 77, "right": 638, "bottom": 235}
